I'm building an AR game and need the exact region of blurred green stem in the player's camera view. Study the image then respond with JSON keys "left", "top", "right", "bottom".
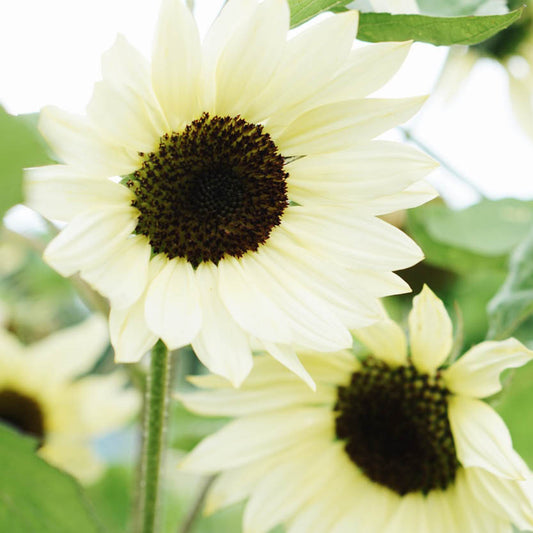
{"left": 400, "top": 128, "right": 488, "bottom": 200}
{"left": 136, "top": 340, "right": 170, "bottom": 533}
{"left": 177, "top": 475, "right": 216, "bottom": 533}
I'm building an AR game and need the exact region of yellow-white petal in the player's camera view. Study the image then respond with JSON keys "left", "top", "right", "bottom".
{"left": 144, "top": 258, "right": 202, "bottom": 349}
{"left": 466, "top": 467, "right": 533, "bottom": 531}
{"left": 277, "top": 96, "right": 427, "bottom": 156}
{"left": 191, "top": 263, "right": 253, "bottom": 387}
{"left": 38, "top": 106, "right": 139, "bottom": 177}
{"left": 408, "top": 285, "right": 453, "bottom": 373}
{"left": 25, "top": 165, "right": 134, "bottom": 222}
{"left": 444, "top": 338, "right": 533, "bottom": 398}
{"left": 25, "top": 315, "right": 108, "bottom": 381}
{"left": 152, "top": 0, "right": 201, "bottom": 128}
{"left": 44, "top": 207, "right": 138, "bottom": 277}
{"left": 213, "top": 0, "right": 289, "bottom": 118}
{"left": 448, "top": 395, "right": 529, "bottom": 480}
{"left": 353, "top": 317, "right": 408, "bottom": 366}
{"left": 180, "top": 408, "right": 332, "bottom": 472}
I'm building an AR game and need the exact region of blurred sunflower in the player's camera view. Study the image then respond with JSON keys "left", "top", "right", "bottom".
{"left": 26, "top": 0, "right": 437, "bottom": 388}
{"left": 0, "top": 315, "right": 139, "bottom": 483}
{"left": 180, "top": 286, "right": 533, "bottom": 533}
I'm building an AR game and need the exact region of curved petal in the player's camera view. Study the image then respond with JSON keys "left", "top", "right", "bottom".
{"left": 353, "top": 317, "right": 408, "bottom": 366}
{"left": 144, "top": 258, "right": 202, "bottom": 349}
{"left": 81, "top": 234, "right": 151, "bottom": 309}
{"left": 191, "top": 263, "right": 253, "bottom": 387}
{"left": 277, "top": 96, "right": 427, "bottom": 156}
{"left": 213, "top": 0, "right": 289, "bottom": 118}
{"left": 248, "top": 11, "right": 359, "bottom": 124}
{"left": 180, "top": 408, "right": 333, "bottom": 472}
{"left": 39, "top": 106, "right": 139, "bottom": 177}
{"left": 110, "top": 254, "right": 167, "bottom": 363}
{"left": 448, "top": 396, "right": 529, "bottom": 480}
{"left": 151, "top": 0, "right": 201, "bottom": 128}
{"left": 25, "top": 165, "right": 134, "bottom": 222}
{"left": 466, "top": 467, "right": 533, "bottom": 531}
{"left": 26, "top": 315, "right": 108, "bottom": 381}
{"left": 408, "top": 285, "right": 452, "bottom": 373}
{"left": 444, "top": 338, "right": 533, "bottom": 399}
{"left": 43, "top": 207, "right": 138, "bottom": 277}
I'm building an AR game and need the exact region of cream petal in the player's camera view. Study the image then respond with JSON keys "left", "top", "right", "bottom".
{"left": 214, "top": 0, "right": 289, "bottom": 118}
{"left": 353, "top": 318, "right": 408, "bottom": 366}
{"left": 38, "top": 106, "right": 139, "bottom": 176}
{"left": 70, "top": 373, "right": 140, "bottom": 435}
{"left": 191, "top": 263, "right": 253, "bottom": 387}
{"left": 466, "top": 467, "right": 533, "bottom": 530}
{"left": 245, "top": 248, "right": 353, "bottom": 351}
{"left": 346, "top": 269, "right": 410, "bottom": 298}
{"left": 248, "top": 11, "right": 358, "bottom": 124}
{"left": 382, "top": 493, "right": 430, "bottom": 533}
{"left": 243, "top": 441, "right": 343, "bottom": 533}
{"left": 180, "top": 408, "right": 332, "bottom": 472}
{"left": 408, "top": 285, "right": 453, "bottom": 373}
{"left": 26, "top": 315, "right": 108, "bottom": 381}
{"left": 281, "top": 207, "right": 423, "bottom": 271}
{"left": 445, "top": 338, "right": 533, "bottom": 399}
{"left": 44, "top": 207, "right": 138, "bottom": 277}
{"left": 81, "top": 234, "right": 151, "bottom": 309}
{"left": 86, "top": 81, "right": 163, "bottom": 153}
{"left": 177, "top": 381, "right": 333, "bottom": 417}
{"left": 24, "top": 165, "right": 134, "bottom": 222}
{"left": 277, "top": 96, "right": 427, "bottom": 156}
{"left": 217, "top": 257, "right": 293, "bottom": 344}
{"left": 509, "top": 73, "right": 533, "bottom": 140}
{"left": 144, "top": 258, "right": 202, "bottom": 349}
{"left": 110, "top": 254, "right": 167, "bottom": 363}
{"left": 448, "top": 396, "right": 529, "bottom": 480}
{"left": 152, "top": 0, "right": 201, "bottom": 128}
{"left": 286, "top": 142, "right": 437, "bottom": 205}
{"left": 358, "top": 180, "right": 438, "bottom": 216}
{"left": 314, "top": 42, "right": 411, "bottom": 102}
{"left": 261, "top": 342, "right": 316, "bottom": 390}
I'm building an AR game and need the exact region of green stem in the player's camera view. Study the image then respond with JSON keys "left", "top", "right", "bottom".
{"left": 136, "top": 340, "right": 170, "bottom": 533}
{"left": 400, "top": 127, "right": 488, "bottom": 200}
{"left": 177, "top": 475, "right": 216, "bottom": 533}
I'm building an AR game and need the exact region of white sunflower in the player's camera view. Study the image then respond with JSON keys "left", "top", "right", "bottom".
{"left": 0, "top": 315, "right": 140, "bottom": 483}
{"left": 25, "top": 0, "right": 437, "bottom": 388}
{"left": 180, "top": 285, "right": 533, "bottom": 533}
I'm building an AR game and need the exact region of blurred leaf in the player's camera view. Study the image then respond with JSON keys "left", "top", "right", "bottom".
{"left": 494, "top": 360, "right": 533, "bottom": 469}
{"left": 169, "top": 403, "right": 229, "bottom": 452}
{"left": 0, "top": 107, "right": 52, "bottom": 218}
{"left": 488, "top": 229, "right": 533, "bottom": 341}
{"left": 0, "top": 423, "right": 103, "bottom": 533}
{"left": 356, "top": 9, "right": 523, "bottom": 45}
{"left": 418, "top": 0, "right": 487, "bottom": 16}
{"left": 86, "top": 466, "right": 132, "bottom": 533}
{"left": 288, "top": 0, "right": 351, "bottom": 26}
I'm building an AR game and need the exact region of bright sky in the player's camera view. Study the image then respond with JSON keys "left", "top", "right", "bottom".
{"left": 3, "top": 0, "right": 533, "bottom": 209}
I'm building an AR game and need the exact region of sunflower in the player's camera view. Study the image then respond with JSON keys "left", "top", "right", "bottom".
{"left": 179, "top": 286, "right": 533, "bottom": 533}
{"left": 0, "top": 316, "right": 139, "bottom": 482}
{"left": 26, "top": 0, "right": 437, "bottom": 387}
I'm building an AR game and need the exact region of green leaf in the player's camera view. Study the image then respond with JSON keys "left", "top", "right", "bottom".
{"left": 0, "top": 107, "right": 52, "bottom": 218}
{"left": 288, "top": 0, "right": 352, "bottom": 27}
{"left": 356, "top": 8, "right": 523, "bottom": 45}
{"left": 0, "top": 423, "right": 103, "bottom": 533}
{"left": 417, "top": 0, "right": 486, "bottom": 17}
{"left": 487, "top": 228, "right": 533, "bottom": 341}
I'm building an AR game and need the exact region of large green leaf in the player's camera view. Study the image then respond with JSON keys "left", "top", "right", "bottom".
{"left": 487, "top": 229, "right": 533, "bottom": 341}
{"left": 356, "top": 9, "right": 523, "bottom": 45}
{"left": 0, "top": 424, "right": 103, "bottom": 533}
{"left": 0, "top": 107, "right": 52, "bottom": 218}
{"left": 288, "top": 0, "right": 352, "bottom": 26}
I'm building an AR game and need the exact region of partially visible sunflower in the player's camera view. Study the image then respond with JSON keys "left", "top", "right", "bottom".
{"left": 26, "top": 0, "right": 437, "bottom": 388}
{"left": 179, "top": 286, "right": 533, "bottom": 533}
{"left": 0, "top": 315, "right": 139, "bottom": 483}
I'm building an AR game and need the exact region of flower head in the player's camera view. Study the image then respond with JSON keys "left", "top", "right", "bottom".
{"left": 26, "top": 0, "right": 437, "bottom": 387}
{"left": 180, "top": 286, "right": 533, "bottom": 533}
{"left": 0, "top": 316, "right": 139, "bottom": 482}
